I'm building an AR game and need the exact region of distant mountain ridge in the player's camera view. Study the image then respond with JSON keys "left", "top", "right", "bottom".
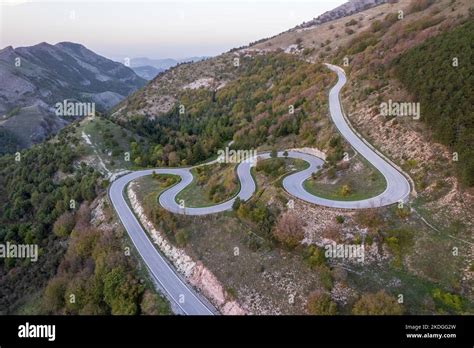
{"left": 131, "top": 65, "right": 164, "bottom": 80}
{"left": 0, "top": 41, "right": 146, "bottom": 151}
{"left": 130, "top": 56, "right": 207, "bottom": 71}
{"left": 0, "top": 42, "right": 146, "bottom": 114}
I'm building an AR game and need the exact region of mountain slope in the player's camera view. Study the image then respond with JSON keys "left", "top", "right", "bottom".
{"left": 0, "top": 42, "right": 146, "bottom": 114}
{"left": 106, "top": 0, "right": 474, "bottom": 314}
{"left": 110, "top": 48, "right": 342, "bottom": 170}
{"left": 392, "top": 20, "right": 474, "bottom": 186}
{"left": 295, "top": 0, "right": 388, "bottom": 29}
{"left": 0, "top": 42, "right": 146, "bottom": 151}
{"left": 111, "top": 53, "right": 237, "bottom": 120}
{"left": 250, "top": 0, "right": 472, "bottom": 189}
{"left": 0, "top": 104, "right": 68, "bottom": 150}
{"left": 131, "top": 65, "right": 164, "bottom": 80}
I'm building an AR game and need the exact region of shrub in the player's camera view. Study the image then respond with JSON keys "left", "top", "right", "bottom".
{"left": 304, "top": 245, "right": 326, "bottom": 269}
{"left": 432, "top": 289, "right": 464, "bottom": 313}
{"left": 395, "top": 206, "right": 411, "bottom": 219}
{"left": 383, "top": 228, "right": 414, "bottom": 268}
{"left": 256, "top": 158, "right": 285, "bottom": 177}
{"left": 345, "top": 19, "right": 358, "bottom": 27}
{"left": 327, "top": 167, "right": 337, "bottom": 179}
{"left": 407, "top": 0, "right": 434, "bottom": 14}
{"left": 103, "top": 267, "right": 141, "bottom": 315}
{"left": 404, "top": 16, "right": 445, "bottom": 33}
{"left": 339, "top": 184, "right": 351, "bottom": 197}
{"left": 42, "top": 277, "right": 67, "bottom": 313}
{"left": 385, "top": 12, "right": 399, "bottom": 26}
{"left": 272, "top": 211, "right": 305, "bottom": 249}
{"left": 175, "top": 229, "right": 189, "bottom": 247}
{"left": 347, "top": 32, "right": 379, "bottom": 55}
{"left": 370, "top": 20, "right": 383, "bottom": 33}
{"left": 352, "top": 290, "right": 403, "bottom": 315}
{"left": 140, "top": 290, "right": 170, "bottom": 315}
{"left": 270, "top": 148, "right": 278, "bottom": 158}
{"left": 345, "top": 28, "right": 355, "bottom": 35}
{"left": 318, "top": 265, "right": 334, "bottom": 290}
{"left": 354, "top": 209, "right": 383, "bottom": 230}
{"left": 232, "top": 197, "right": 242, "bottom": 211}
{"left": 307, "top": 291, "right": 337, "bottom": 315}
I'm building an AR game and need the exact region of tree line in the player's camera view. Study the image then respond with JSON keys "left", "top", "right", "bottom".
{"left": 393, "top": 20, "right": 474, "bottom": 186}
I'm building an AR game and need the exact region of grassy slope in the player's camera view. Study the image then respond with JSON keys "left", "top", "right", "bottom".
{"left": 175, "top": 164, "right": 239, "bottom": 208}
{"left": 74, "top": 116, "right": 142, "bottom": 172}
{"left": 133, "top": 174, "right": 180, "bottom": 206}
{"left": 303, "top": 156, "right": 387, "bottom": 201}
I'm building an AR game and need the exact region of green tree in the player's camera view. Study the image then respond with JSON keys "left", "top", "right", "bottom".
{"left": 232, "top": 197, "right": 242, "bottom": 211}
{"left": 432, "top": 288, "right": 464, "bottom": 313}
{"left": 270, "top": 148, "right": 278, "bottom": 158}
{"left": 53, "top": 211, "right": 75, "bottom": 237}
{"left": 393, "top": 20, "right": 474, "bottom": 186}
{"left": 304, "top": 245, "right": 327, "bottom": 269}
{"left": 103, "top": 267, "right": 141, "bottom": 315}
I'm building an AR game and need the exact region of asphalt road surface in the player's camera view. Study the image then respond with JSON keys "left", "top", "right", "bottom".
{"left": 108, "top": 64, "right": 411, "bottom": 314}
{"left": 282, "top": 64, "right": 411, "bottom": 208}
{"left": 109, "top": 169, "right": 216, "bottom": 315}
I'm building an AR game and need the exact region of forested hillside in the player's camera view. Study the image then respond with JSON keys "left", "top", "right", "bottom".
{"left": 0, "top": 128, "right": 99, "bottom": 312}
{"left": 117, "top": 53, "right": 338, "bottom": 168}
{"left": 0, "top": 127, "right": 20, "bottom": 155}
{"left": 393, "top": 20, "right": 474, "bottom": 186}
{"left": 0, "top": 126, "right": 168, "bottom": 314}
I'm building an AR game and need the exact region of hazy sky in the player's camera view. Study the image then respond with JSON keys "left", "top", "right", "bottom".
{"left": 0, "top": 0, "right": 346, "bottom": 60}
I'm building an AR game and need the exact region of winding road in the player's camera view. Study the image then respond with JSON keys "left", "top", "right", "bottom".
{"left": 108, "top": 64, "right": 411, "bottom": 314}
